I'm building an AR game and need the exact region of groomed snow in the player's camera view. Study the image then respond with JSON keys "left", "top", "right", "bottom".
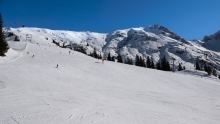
{"left": 0, "top": 40, "right": 220, "bottom": 124}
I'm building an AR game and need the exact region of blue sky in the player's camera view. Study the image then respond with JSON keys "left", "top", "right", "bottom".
{"left": 0, "top": 0, "right": 220, "bottom": 40}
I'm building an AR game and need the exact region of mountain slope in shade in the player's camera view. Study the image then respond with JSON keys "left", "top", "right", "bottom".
{"left": 202, "top": 30, "right": 220, "bottom": 52}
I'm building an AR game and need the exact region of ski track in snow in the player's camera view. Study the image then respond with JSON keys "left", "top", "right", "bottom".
{"left": 0, "top": 38, "right": 220, "bottom": 124}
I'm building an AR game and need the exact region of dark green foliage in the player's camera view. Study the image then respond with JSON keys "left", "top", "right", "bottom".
{"left": 212, "top": 69, "right": 217, "bottom": 77}
{"left": 139, "top": 56, "right": 144, "bottom": 67}
{"left": 195, "top": 60, "right": 200, "bottom": 70}
{"left": 93, "top": 48, "right": 98, "bottom": 58}
{"left": 150, "top": 57, "right": 154, "bottom": 69}
{"left": 107, "top": 52, "right": 111, "bottom": 61}
{"left": 146, "top": 56, "right": 151, "bottom": 68}
{"left": 135, "top": 55, "right": 140, "bottom": 66}
{"left": 117, "top": 54, "right": 123, "bottom": 63}
{"left": 52, "top": 39, "right": 59, "bottom": 46}
{"left": 204, "top": 63, "right": 208, "bottom": 72}
{"left": 161, "top": 55, "right": 167, "bottom": 71}
{"left": 14, "top": 35, "right": 20, "bottom": 41}
{"left": 156, "top": 60, "right": 161, "bottom": 70}
{"left": 178, "top": 63, "right": 183, "bottom": 71}
{"left": 0, "top": 13, "right": 9, "bottom": 56}
{"left": 135, "top": 55, "right": 145, "bottom": 67}
{"left": 80, "top": 46, "right": 87, "bottom": 54}
{"left": 111, "top": 56, "right": 115, "bottom": 62}
{"left": 207, "top": 66, "right": 212, "bottom": 75}
{"left": 125, "top": 57, "right": 133, "bottom": 65}
{"left": 99, "top": 54, "right": 102, "bottom": 59}
{"left": 166, "top": 61, "right": 171, "bottom": 71}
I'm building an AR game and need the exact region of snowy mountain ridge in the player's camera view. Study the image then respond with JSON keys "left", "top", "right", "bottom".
{"left": 3, "top": 24, "right": 220, "bottom": 71}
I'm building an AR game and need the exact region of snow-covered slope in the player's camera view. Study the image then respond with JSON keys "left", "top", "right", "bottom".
{"left": 3, "top": 25, "right": 220, "bottom": 71}
{"left": 3, "top": 27, "right": 106, "bottom": 54}
{"left": 0, "top": 37, "right": 220, "bottom": 124}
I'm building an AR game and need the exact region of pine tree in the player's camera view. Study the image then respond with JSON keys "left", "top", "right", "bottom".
{"left": 117, "top": 54, "right": 123, "bottom": 63}
{"left": 178, "top": 63, "right": 183, "bottom": 71}
{"left": 107, "top": 52, "right": 111, "bottom": 61}
{"left": 212, "top": 69, "right": 217, "bottom": 77}
{"left": 156, "top": 60, "right": 161, "bottom": 70}
{"left": 111, "top": 56, "right": 115, "bottom": 62}
{"left": 135, "top": 55, "right": 140, "bottom": 66}
{"left": 0, "top": 13, "right": 9, "bottom": 56}
{"left": 125, "top": 57, "right": 133, "bottom": 65}
{"left": 204, "top": 63, "right": 208, "bottom": 72}
{"left": 139, "top": 56, "right": 144, "bottom": 67}
{"left": 99, "top": 54, "right": 102, "bottom": 59}
{"left": 161, "top": 55, "right": 167, "bottom": 71}
{"left": 93, "top": 48, "right": 97, "bottom": 58}
{"left": 207, "top": 66, "right": 212, "bottom": 75}
{"left": 195, "top": 60, "right": 200, "bottom": 70}
{"left": 150, "top": 57, "right": 155, "bottom": 69}
{"left": 146, "top": 56, "right": 151, "bottom": 68}
{"left": 166, "top": 61, "right": 171, "bottom": 71}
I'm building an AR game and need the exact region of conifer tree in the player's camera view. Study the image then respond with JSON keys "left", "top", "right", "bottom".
{"left": 150, "top": 57, "right": 155, "bottom": 69}
{"left": 99, "top": 54, "right": 102, "bottom": 59}
{"left": 135, "top": 55, "right": 140, "bottom": 66}
{"left": 161, "top": 55, "right": 167, "bottom": 71}
{"left": 207, "top": 66, "right": 212, "bottom": 75}
{"left": 93, "top": 48, "right": 97, "bottom": 58}
{"left": 111, "top": 56, "right": 115, "bottom": 62}
{"left": 178, "top": 63, "right": 183, "bottom": 71}
{"left": 146, "top": 56, "right": 151, "bottom": 68}
{"left": 125, "top": 57, "right": 133, "bottom": 65}
{"left": 139, "top": 56, "right": 144, "bottom": 67}
{"left": 195, "top": 60, "right": 200, "bottom": 70}
{"left": 107, "top": 52, "right": 111, "bottom": 61}
{"left": 117, "top": 54, "right": 123, "bottom": 63}
{"left": 204, "top": 63, "right": 208, "bottom": 72}
{"left": 0, "top": 13, "right": 9, "bottom": 56}
{"left": 166, "top": 61, "right": 171, "bottom": 71}
{"left": 156, "top": 60, "right": 161, "bottom": 70}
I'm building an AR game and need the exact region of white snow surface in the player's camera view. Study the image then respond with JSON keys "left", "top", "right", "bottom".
{"left": 0, "top": 29, "right": 220, "bottom": 123}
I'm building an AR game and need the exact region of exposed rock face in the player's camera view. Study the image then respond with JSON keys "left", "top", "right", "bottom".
{"left": 145, "top": 24, "right": 190, "bottom": 45}
{"left": 203, "top": 30, "right": 220, "bottom": 41}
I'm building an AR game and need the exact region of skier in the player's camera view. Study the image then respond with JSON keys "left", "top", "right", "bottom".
{"left": 32, "top": 55, "right": 34, "bottom": 58}
{"left": 56, "top": 64, "right": 58, "bottom": 68}
{"left": 69, "top": 51, "right": 71, "bottom": 54}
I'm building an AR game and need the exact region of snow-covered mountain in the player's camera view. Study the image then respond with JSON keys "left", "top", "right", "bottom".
{"left": 3, "top": 27, "right": 106, "bottom": 54}
{"left": 103, "top": 24, "right": 220, "bottom": 70}
{"left": 1, "top": 25, "right": 220, "bottom": 124}
{"left": 3, "top": 25, "right": 220, "bottom": 70}
{"left": 201, "top": 30, "right": 220, "bottom": 52}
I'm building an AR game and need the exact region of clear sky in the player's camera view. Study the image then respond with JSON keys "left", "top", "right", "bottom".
{"left": 0, "top": 0, "right": 220, "bottom": 40}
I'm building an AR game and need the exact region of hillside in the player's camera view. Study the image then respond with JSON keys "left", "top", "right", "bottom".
{"left": 3, "top": 25, "right": 220, "bottom": 72}
{"left": 0, "top": 37, "right": 220, "bottom": 124}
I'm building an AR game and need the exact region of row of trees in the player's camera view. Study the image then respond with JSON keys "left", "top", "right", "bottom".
{"left": 195, "top": 60, "right": 219, "bottom": 78}
{"left": 0, "top": 13, "right": 9, "bottom": 56}
{"left": 106, "top": 52, "right": 186, "bottom": 72}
